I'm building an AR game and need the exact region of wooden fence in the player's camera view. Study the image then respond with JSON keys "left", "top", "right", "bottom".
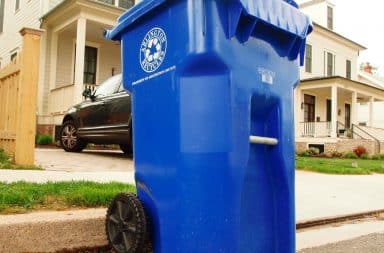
{"left": 0, "top": 28, "right": 43, "bottom": 165}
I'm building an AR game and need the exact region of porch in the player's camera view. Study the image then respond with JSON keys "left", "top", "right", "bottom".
{"left": 295, "top": 76, "right": 384, "bottom": 139}
{"left": 294, "top": 76, "right": 384, "bottom": 154}
{"left": 38, "top": 0, "right": 130, "bottom": 127}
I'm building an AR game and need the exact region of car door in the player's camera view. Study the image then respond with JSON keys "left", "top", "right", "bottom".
{"left": 102, "top": 81, "right": 132, "bottom": 142}
{"left": 76, "top": 75, "right": 121, "bottom": 137}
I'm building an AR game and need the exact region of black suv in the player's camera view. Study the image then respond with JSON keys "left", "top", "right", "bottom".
{"left": 59, "top": 74, "right": 133, "bottom": 154}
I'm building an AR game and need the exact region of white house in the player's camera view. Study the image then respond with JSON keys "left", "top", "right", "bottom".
{"left": 295, "top": 0, "right": 384, "bottom": 154}
{"left": 0, "top": 0, "right": 137, "bottom": 137}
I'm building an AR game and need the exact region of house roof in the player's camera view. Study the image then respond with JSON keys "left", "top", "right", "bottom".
{"left": 312, "top": 22, "right": 367, "bottom": 50}
{"left": 301, "top": 76, "right": 384, "bottom": 92}
{"left": 358, "top": 71, "right": 384, "bottom": 89}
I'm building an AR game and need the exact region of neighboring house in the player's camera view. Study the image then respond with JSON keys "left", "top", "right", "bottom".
{"left": 295, "top": 0, "right": 384, "bottom": 154}
{"left": 357, "top": 67, "right": 384, "bottom": 128}
{"left": 0, "top": 0, "right": 136, "bottom": 137}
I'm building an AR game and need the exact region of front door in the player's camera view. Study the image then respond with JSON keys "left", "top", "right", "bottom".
{"left": 345, "top": 104, "right": 351, "bottom": 128}
{"left": 326, "top": 99, "right": 332, "bottom": 122}
{"left": 304, "top": 94, "right": 315, "bottom": 122}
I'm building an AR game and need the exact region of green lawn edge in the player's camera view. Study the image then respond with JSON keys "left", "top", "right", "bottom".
{"left": 0, "top": 181, "right": 136, "bottom": 215}
{"left": 296, "top": 156, "right": 384, "bottom": 175}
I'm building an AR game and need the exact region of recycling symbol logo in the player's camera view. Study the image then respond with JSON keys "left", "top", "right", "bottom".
{"left": 140, "top": 27, "right": 167, "bottom": 73}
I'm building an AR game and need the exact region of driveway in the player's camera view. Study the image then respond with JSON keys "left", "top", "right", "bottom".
{"left": 35, "top": 148, "right": 133, "bottom": 172}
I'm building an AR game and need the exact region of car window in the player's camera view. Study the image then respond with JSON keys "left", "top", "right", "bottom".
{"left": 94, "top": 74, "right": 121, "bottom": 98}
{"left": 118, "top": 82, "right": 125, "bottom": 93}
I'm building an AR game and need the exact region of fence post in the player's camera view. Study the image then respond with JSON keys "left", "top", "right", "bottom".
{"left": 14, "top": 28, "right": 43, "bottom": 166}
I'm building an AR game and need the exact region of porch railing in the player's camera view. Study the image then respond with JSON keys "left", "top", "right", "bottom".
{"left": 299, "top": 121, "right": 332, "bottom": 137}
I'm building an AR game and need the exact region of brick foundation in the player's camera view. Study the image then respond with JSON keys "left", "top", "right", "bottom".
{"left": 36, "top": 124, "right": 54, "bottom": 137}
{"left": 336, "top": 139, "right": 376, "bottom": 155}
{"left": 296, "top": 139, "right": 379, "bottom": 155}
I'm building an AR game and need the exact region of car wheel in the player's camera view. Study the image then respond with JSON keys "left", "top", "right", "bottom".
{"left": 120, "top": 143, "right": 133, "bottom": 155}
{"left": 60, "top": 120, "right": 87, "bottom": 152}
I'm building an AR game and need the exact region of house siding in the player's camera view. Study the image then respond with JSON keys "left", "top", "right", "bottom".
{"left": 300, "top": 30, "right": 359, "bottom": 81}
{"left": 0, "top": 0, "right": 40, "bottom": 66}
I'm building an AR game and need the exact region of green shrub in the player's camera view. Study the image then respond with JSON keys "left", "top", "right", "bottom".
{"left": 372, "top": 154, "right": 381, "bottom": 160}
{"left": 308, "top": 147, "right": 320, "bottom": 156}
{"left": 360, "top": 153, "right": 369, "bottom": 160}
{"left": 330, "top": 151, "right": 343, "bottom": 158}
{"left": 344, "top": 152, "right": 358, "bottom": 159}
{"left": 297, "top": 151, "right": 311, "bottom": 157}
{"left": 35, "top": 135, "right": 53, "bottom": 145}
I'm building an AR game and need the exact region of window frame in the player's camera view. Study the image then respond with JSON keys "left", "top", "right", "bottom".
{"left": 15, "top": 0, "right": 20, "bottom": 12}
{"left": 83, "top": 46, "right": 98, "bottom": 85}
{"left": 327, "top": 6, "right": 333, "bottom": 30}
{"left": 325, "top": 51, "right": 335, "bottom": 77}
{"left": 305, "top": 44, "right": 312, "bottom": 73}
{"left": 346, "top": 59, "right": 352, "bottom": 79}
{"left": 118, "top": 0, "right": 134, "bottom": 9}
{"left": 0, "top": 0, "right": 4, "bottom": 34}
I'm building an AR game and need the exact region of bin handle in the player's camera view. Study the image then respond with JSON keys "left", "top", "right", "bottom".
{"left": 249, "top": 135, "right": 278, "bottom": 146}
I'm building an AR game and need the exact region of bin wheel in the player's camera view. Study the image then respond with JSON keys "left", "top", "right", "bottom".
{"left": 106, "top": 193, "right": 147, "bottom": 253}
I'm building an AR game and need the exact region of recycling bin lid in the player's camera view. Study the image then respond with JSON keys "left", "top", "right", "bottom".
{"left": 105, "top": 0, "right": 312, "bottom": 42}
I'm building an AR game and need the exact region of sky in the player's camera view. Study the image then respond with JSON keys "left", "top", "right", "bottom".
{"left": 297, "top": 0, "right": 384, "bottom": 75}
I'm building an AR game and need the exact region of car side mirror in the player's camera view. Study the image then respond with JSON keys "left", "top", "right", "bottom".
{"left": 82, "top": 86, "right": 96, "bottom": 101}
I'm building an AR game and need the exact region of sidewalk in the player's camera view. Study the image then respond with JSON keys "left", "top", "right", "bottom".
{"left": 2, "top": 148, "right": 384, "bottom": 252}
{"left": 2, "top": 148, "right": 384, "bottom": 222}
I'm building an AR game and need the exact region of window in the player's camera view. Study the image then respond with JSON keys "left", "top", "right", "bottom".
{"left": 11, "top": 52, "right": 17, "bottom": 62}
{"left": 97, "top": 0, "right": 115, "bottom": 5}
{"left": 326, "top": 52, "right": 334, "bottom": 77}
{"left": 327, "top": 6, "right": 333, "bottom": 30}
{"left": 119, "top": 0, "right": 134, "bottom": 9}
{"left": 84, "top": 46, "right": 98, "bottom": 84}
{"left": 304, "top": 94, "right": 315, "bottom": 122}
{"left": 305, "top": 44, "right": 312, "bottom": 73}
{"left": 15, "top": 0, "right": 20, "bottom": 11}
{"left": 346, "top": 60, "right": 351, "bottom": 79}
{"left": 0, "top": 0, "right": 4, "bottom": 33}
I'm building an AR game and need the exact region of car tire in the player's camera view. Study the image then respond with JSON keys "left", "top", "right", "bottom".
{"left": 120, "top": 142, "right": 133, "bottom": 155}
{"left": 60, "top": 120, "right": 87, "bottom": 152}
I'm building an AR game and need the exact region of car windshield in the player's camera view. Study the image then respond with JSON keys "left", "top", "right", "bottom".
{"left": 94, "top": 74, "right": 121, "bottom": 98}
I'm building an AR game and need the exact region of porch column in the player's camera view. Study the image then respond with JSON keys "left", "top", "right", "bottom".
{"left": 331, "top": 85, "right": 338, "bottom": 138}
{"left": 294, "top": 88, "right": 303, "bottom": 138}
{"left": 49, "top": 31, "right": 58, "bottom": 91}
{"left": 351, "top": 91, "right": 358, "bottom": 126}
{"left": 368, "top": 97, "right": 374, "bottom": 127}
{"left": 74, "top": 17, "right": 87, "bottom": 104}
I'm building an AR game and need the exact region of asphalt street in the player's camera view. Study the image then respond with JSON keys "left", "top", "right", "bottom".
{"left": 297, "top": 233, "right": 384, "bottom": 253}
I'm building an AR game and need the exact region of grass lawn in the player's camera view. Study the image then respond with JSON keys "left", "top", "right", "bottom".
{"left": 0, "top": 149, "right": 43, "bottom": 170}
{"left": 296, "top": 156, "right": 384, "bottom": 175}
{"left": 0, "top": 181, "right": 135, "bottom": 215}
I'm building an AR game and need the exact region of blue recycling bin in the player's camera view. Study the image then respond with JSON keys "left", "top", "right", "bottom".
{"left": 105, "top": 0, "right": 312, "bottom": 252}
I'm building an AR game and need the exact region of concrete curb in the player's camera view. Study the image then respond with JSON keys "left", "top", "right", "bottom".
{"left": 0, "top": 209, "right": 108, "bottom": 253}
{"left": 296, "top": 209, "right": 384, "bottom": 230}
{"left": 2, "top": 208, "right": 384, "bottom": 252}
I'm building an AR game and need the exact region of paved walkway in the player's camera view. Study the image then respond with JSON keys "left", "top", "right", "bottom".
{"left": 1, "top": 148, "right": 384, "bottom": 222}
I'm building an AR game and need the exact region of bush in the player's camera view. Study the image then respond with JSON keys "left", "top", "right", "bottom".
{"left": 297, "top": 151, "right": 311, "bottom": 157}
{"left": 35, "top": 135, "right": 53, "bottom": 145}
{"left": 308, "top": 147, "right": 320, "bottom": 156}
{"left": 372, "top": 154, "right": 384, "bottom": 160}
{"left": 297, "top": 147, "right": 320, "bottom": 157}
{"left": 353, "top": 146, "right": 367, "bottom": 157}
{"left": 344, "top": 152, "right": 358, "bottom": 159}
{"left": 360, "top": 153, "right": 369, "bottom": 160}
{"left": 329, "top": 151, "right": 343, "bottom": 158}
